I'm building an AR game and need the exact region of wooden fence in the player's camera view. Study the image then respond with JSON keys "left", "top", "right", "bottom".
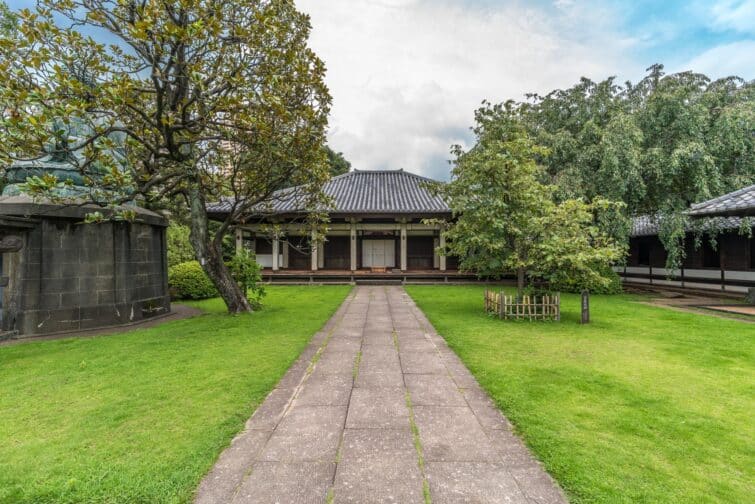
{"left": 484, "top": 289, "right": 560, "bottom": 321}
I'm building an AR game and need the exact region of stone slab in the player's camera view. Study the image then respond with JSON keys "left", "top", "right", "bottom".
{"left": 195, "top": 430, "right": 270, "bottom": 504}
{"left": 245, "top": 387, "right": 295, "bottom": 431}
{"left": 399, "top": 351, "right": 447, "bottom": 375}
{"left": 405, "top": 373, "right": 466, "bottom": 406}
{"left": 510, "top": 465, "right": 569, "bottom": 503}
{"left": 258, "top": 405, "right": 346, "bottom": 462}
{"left": 295, "top": 373, "right": 353, "bottom": 406}
{"left": 359, "top": 346, "right": 402, "bottom": 374}
{"left": 333, "top": 456, "right": 425, "bottom": 503}
{"left": 355, "top": 371, "right": 405, "bottom": 389}
{"left": 346, "top": 387, "right": 409, "bottom": 429}
{"left": 413, "top": 406, "right": 500, "bottom": 462}
{"left": 425, "top": 462, "right": 529, "bottom": 504}
{"left": 231, "top": 461, "right": 335, "bottom": 504}
{"left": 339, "top": 427, "right": 417, "bottom": 461}
{"left": 314, "top": 350, "right": 359, "bottom": 375}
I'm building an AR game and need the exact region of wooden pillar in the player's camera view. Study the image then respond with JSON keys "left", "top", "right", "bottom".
{"left": 235, "top": 228, "right": 243, "bottom": 254}
{"left": 350, "top": 222, "right": 357, "bottom": 271}
{"left": 721, "top": 240, "right": 726, "bottom": 291}
{"left": 433, "top": 237, "right": 440, "bottom": 269}
{"left": 272, "top": 235, "right": 280, "bottom": 271}
{"left": 318, "top": 241, "right": 325, "bottom": 269}
{"left": 439, "top": 232, "right": 447, "bottom": 271}
{"left": 311, "top": 229, "right": 318, "bottom": 271}
{"left": 400, "top": 222, "right": 407, "bottom": 271}
{"left": 282, "top": 240, "right": 289, "bottom": 269}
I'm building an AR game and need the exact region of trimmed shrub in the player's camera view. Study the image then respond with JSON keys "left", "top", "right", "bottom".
{"left": 168, "top": 261, "right": 218, "bottom": 300}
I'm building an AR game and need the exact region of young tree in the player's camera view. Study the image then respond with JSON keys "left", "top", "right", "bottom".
{"left": 0, "top": 0, "right": 331, "bottom": 313}
{"left": 436, "top": 103, "right": 624, "bottom": 295}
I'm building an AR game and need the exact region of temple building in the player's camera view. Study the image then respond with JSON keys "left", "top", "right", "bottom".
{"left": 207, "top": 169, "right": 468, "bottom": 282}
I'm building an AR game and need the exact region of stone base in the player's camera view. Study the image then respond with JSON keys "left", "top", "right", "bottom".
{"left": 0, "top": 196, "right": 170, "bottom": 337}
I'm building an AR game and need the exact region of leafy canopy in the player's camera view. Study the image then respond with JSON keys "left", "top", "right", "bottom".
{"left": 482, "top": 65, "right": 755, "bottom": 270}
{"left": 325, "top": 145, "right": 351, "bottom": 177}
{"left": 0, "top": 0, "right": 331, "bottom": 313}
{"left": 435, "top": 104, "right": 624, "bottom": 294}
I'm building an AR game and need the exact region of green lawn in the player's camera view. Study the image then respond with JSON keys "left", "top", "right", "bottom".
{"left": 406, "top": 286, "right": 754, "bottom": 504}
{"left": 0, "top": 285, "right": 351, "bottom": 504}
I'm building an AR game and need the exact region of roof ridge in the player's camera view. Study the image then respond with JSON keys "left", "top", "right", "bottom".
{"left": 350, "top": 168, "right": 443, "bottom": 183}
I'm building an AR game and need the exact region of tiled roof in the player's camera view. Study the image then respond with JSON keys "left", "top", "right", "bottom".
{"left": 687, "top": 184, "right": 755, "bottom": 217}
{"left": 208, "top": 169, "right": 450, "bottom": 216}
{"left": 631, "top": 214, "right": 744, "bottom": 237}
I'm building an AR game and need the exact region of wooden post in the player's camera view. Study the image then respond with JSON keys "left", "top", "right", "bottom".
{"left": 272, "top": 235, "right": 280, "bottom": 271}
{"left": 400, "top": 222, "right": 407, "bottom": 271}
{"left": 235, "top": 228, "right": 243, "bottom": 255}
{"left": 581, "top": 290, "right": 590, "bottom": 324}
{"left": 318, "top": 241, "right": 325, "bottom": 269}
{"left": 310, "top": 229, "right": 318, "bottom": 271}
{"left": 350, "top": 221, "right": 357, "bottom": 271}
{"left": 282, "top": 240, "right": 289, "bottom": 269}
{"left": 439, "top": 232, "right": 446, "bottom": 271}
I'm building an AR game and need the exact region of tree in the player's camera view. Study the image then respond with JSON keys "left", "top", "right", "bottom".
{"left": 325, "top": 145, "right": 351, "bottom": 176}
{"left": 0, "top": 0, "right": 331, "bottom": 313}
{"left": 486, "top": 65, "right": 755, "bottom": 271}
{"left": 435, "top": 104, "right": 624, "bottom": 295}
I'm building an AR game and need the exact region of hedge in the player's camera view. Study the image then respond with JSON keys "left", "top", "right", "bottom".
{"left": 168, "top": 261, "right": 219, "bottom": 300}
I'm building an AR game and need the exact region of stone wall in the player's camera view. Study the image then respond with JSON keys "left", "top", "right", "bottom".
{"left": 1, "top": 198, "right": 169, "bottom": 337}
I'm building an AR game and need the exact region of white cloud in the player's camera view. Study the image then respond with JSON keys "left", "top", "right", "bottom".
{"left": 710, "top": 0, "right": 755, "bottom": 34}
{"left": 682, "top": 40, "right": 755, "bottom": 79}
{"left": 297, "top": 0, "right": 641, "bottom": 179}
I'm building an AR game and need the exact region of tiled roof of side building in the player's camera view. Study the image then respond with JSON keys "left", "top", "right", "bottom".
{"left": 687, "top": 184, "right": 755, "bottom": 217}
{"left": 630, "top": 214, "right": 745, "bottom": 237}
{"left": 207, "top": 169, "right": 451, "bottom": 216}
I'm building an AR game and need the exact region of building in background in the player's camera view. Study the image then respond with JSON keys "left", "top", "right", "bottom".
{"left": 621, "top": 185, "right": 755, "bottom": 294}
{"left": 207, "top": 169, "right": 465, "bottom": 282}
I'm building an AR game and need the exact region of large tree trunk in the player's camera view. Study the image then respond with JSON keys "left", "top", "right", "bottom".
{"left": 187, "top": 187, "right": 253, "bottom": 313}
{"left": 516, "top": 266, "right": 525, "bottom": 298}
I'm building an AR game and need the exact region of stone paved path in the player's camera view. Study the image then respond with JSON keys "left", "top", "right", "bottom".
{"left": 196, "top": 286, "right": 567, "bottom": 503}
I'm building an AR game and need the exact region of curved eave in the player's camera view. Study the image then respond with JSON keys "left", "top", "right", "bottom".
{"left": 687, "top": 208, "right": 755, "bottom": 218}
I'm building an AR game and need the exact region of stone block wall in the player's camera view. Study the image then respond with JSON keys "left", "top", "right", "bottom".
{"left": 2, "top": 216, "right": 170, "bottom": 336}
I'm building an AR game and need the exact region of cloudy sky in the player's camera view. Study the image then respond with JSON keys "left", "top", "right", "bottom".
{"left": 8, "top": 0, "right": 754, "bottom": 179}
{"left": 295, "top": 0, "right": 755, "bottom": 180}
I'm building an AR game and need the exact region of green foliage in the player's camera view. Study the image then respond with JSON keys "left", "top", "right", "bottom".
{"left": 489, "top": 65, "right": 755, "bottom": 270}
{"left": 549, "top": 263, "right": 623, "bottom": 294}
{"left": 167, "top": 223, "right": 195, "bottom": 268}
{"left": 0, "top": 0, "right": 332, "bottom": 313}
{"left": 326, "top": 145, "right": 351, "bottom": 176}
{"left": 0, "top": 1, "right": 16, "bottom": 38}
{"left": 533, "top": 198, "right": 625, "bottom": 293}
{"left": 168, "top": 261, "right": 218, "bottom": 300}
{"left": 228, "top": 250, "right": 265, "bottom": 309}
{"left": 518, "top": 67, "right": 755, "bottom": 213}
{"left": 434, "top": 108, "right": 624, "bottom": 294}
